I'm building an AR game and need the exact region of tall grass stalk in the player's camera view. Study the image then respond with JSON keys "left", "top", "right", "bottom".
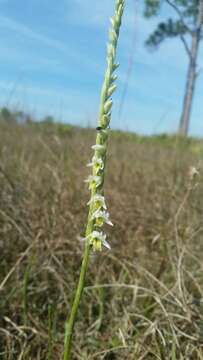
{"left": 63, "top": 1, "right": 124, "bottom": 358}
{"left": 22, "top": 263, "right": 30, "bottom": 325}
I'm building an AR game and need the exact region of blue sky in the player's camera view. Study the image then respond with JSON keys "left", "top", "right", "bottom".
{"left": 0, "top": 0, "right": 203, "bottom": 135}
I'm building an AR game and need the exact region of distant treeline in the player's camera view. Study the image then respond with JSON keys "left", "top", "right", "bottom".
{"left": 0, "top": 107, "right": 56, "bottom": 125}
{"left": 0, "top": 107, "right": 76, "bottom": 136}
{"left": 1, "top": 107, "right": 203, "bottom": 150}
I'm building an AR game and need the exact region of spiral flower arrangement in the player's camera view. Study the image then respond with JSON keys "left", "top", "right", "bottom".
{"left": 84, "top": 0, "right": 124, "bottom": 252}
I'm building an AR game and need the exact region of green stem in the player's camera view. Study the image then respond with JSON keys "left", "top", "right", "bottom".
{"left": 63, "top": 216, "right": 93, "bottom": 360}
{"left": 63, "top": 239, "right": 91, "bottom": 360}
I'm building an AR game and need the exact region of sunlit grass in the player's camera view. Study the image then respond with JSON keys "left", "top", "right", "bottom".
{"left": 0, "top": 116, "right": 203, "bottom": 358}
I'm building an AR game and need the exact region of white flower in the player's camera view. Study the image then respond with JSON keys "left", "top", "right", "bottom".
{"left": 91, "top": 210, "right": 113, "bottom": 227}
{"left": 87, "top": 156, "right": 104, "bottom": 174}
{"left": 189, "top": 166, "right": 199, "bottom": 180}
{"left": 88, "top": 230, "right": 111, "bottom": 251}
{"left": 91, "top": 144, "right": 105, "bottom": 151}
{"left": 84, "top": 175, "right": 102, "bottom": 190}
{"left": 87, "top": 194, "right": 107, "bottom": 210}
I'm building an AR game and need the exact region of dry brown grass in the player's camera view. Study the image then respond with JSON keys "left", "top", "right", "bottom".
{"left": 1, "top": 119, "right": 203, "bottom": 359}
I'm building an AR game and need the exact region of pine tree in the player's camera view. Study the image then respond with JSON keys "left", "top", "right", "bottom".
{"left": 144, "top": 0, "right": 203, "bottom": 135}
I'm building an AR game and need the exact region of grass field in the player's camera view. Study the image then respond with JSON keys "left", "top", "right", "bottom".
{"left": 1, "top": 118, "right": 203, "bottom": 359}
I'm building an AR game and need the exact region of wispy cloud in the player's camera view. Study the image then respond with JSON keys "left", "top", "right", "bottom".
{"left": 0, "top": 14, "right": 69, "bottom": 52}
{"left": 0, "top": 13, "right": 104, "bottom": 77}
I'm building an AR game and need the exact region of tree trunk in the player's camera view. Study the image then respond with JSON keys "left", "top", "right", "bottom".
{"left": 179, "top": 35, "right": 199, "bottom": 135}
{"left": 179, "top": 0, "right": 203, "bottom": 136}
